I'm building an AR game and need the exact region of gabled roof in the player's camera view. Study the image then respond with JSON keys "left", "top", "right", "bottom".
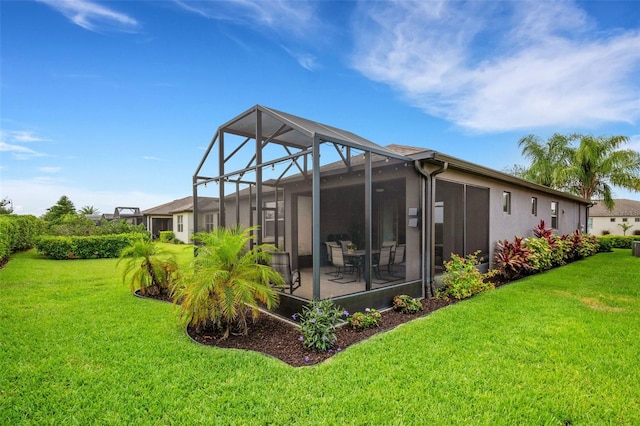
{"left": 590, "top": 199, "right": 640, "bottom": 217}
{"left": 142, "top": 196, "right": 218, "bottom": 216}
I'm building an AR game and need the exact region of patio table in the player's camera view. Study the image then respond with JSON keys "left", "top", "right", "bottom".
{"left": 343, "top": 250, "right": 380, "bottom": 281}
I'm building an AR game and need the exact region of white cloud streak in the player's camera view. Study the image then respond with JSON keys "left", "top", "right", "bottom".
{"left": 36, "top": 0, "right": 139, "bottom": 33}
{"left": 0, "top": 129, "right": 50, "bottom": 159}
{"left": 351, "top": 0, "right": 640, "bottom": 132}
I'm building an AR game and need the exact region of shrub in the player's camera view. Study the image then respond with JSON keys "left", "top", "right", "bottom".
{"left": 118, "top": 238, "right": 178, "bottom": 296}
{"left": 392, "top": 294, "right": 422, "bottom": 314}
{"left": 601, "top": 230, "right": 610, "bottom": 235}
{"left": 159, "top": 231, "right": 176, "bottom": 243}
{"left": 494, "top": 237, "right": 531, "bottom": 280}
{"left": 598, "top": 235, "right": 640, "bottom": 249}
{"left": 173, "top": 226, "right": 284, "bottom": 339}
{"left": 439, "top": 251, "right": 494, "bottom": 300}
{"left": 566, "top": 230, "right": 599, "bottom": 260}
{"left": 347, "top": 308, "right": 382, "bottom": 330}
{"left": 0, "top": 215, "right": 45, "bottom": 258}
{"left": 35, "top": 233, "right": 148, "bottom": 260}
{"left": 532, "top": 219, "right": 552, "bottom": 240}
{"left": 549, "top": 235, "right": 572, "bottom": 266}
{"left": 295, "top": 299, "right": 347, "bottom": 352}
{"left": 597, "top": 237, "right": 614, "bottom": 252}
{"left": 523, "top": 237, "right": 553, "bottom": 272}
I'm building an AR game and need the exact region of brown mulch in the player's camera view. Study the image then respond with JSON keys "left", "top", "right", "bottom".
{"left": 185, "top": 298, "right": 456, "bottom": 367}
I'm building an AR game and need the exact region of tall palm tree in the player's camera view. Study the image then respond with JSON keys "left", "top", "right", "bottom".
{"left": 518, "top": 133, "right": 574, "bottom": 187}
{"left": 173, "top": 226, "right": 285, "bottom": 339}
{"left": 517, "top": 134, "right": 640, "bottom": 209}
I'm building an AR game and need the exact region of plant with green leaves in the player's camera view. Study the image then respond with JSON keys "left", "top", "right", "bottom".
{"left": 173, "top": 226, "right": 284, "bottom": 339}
{"left": 295, "top": 299, "right": 347, "bottom": 352}
{"left": 392, "top": 294, "right": 423, "bottom": 314}
{"left": 117, "top": 238, "right": 177, "bottom": 296}
{"left": 523, "top": 237, "right": 553, "bottom": 272}
{"left": 517, "top": 133, "right": 640, "bottom": 209}
{"left": 348, "top": 308, "right": 382, "bottom": 329}
{"left": 439, "top": 251, "right": 494, "bottom": 300}
{"left": 618, "top": 223, "right": 633, "bottom": 236}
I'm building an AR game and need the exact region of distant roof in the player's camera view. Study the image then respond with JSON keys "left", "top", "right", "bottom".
{"left": 142, "top": 196, "right": 218, "bottom": 215}
{"left": 590, "top": 199, "right": 640, "bottom": 217}
{"left": 113, "top": 207, "right": 142, "bottom": 218}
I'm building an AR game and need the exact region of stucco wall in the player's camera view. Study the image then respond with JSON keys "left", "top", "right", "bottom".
{"left": 435, "top": 168, "right": 588, "bottom": 267}
{"left": 590, "top": 216, "right": 640, "bottom": 236}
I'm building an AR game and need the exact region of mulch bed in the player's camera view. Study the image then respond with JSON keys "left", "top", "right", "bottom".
{"left": 185, "top": 298, "right": 456, "bottom": 367}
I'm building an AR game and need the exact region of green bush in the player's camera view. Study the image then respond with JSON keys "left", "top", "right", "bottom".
{"left": 347, "top": 308, "right": 382, "bottom": 329}
{"left": 598, "top": 235, "right": 640, "bottom": 249}
{"left": 439, "top": 251, "right": 494, "bottom": 300}
{"left": 35, "top": 233, "right": 149, "bottom": 260}
{"left": 392, "top": 294, "right": 423, "bottom": 314}
{"left": 549, "top": 235, "right": 572, "bottom": 266}
{"left": 523, "top": 237, "right": 553, "bottom": 272}
{"left": 295, "top": 299, "right": 348, "bottom": 352}
{"left": 159, "top": 231, "right": 176, "bottom": 243}
{"left": 596, "top": 236, "right": 614, "bottom": 252}
{"left": 0, "top": 215, "right": 46, "bottom": 262}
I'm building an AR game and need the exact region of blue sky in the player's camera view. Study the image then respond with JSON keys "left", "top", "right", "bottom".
{"left": 1, "top": 0, "right": 639, "bottom": 216}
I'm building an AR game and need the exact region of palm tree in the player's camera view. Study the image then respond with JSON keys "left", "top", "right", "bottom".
{"left": 117, "top": 238, "right": 177, "bottom": 296}
{"left": 517, "top": 134, "right": 640, "bottom": 209}
{"left": 173, "top": 226, "right": 285, "bottom": 339}
{"left": 79, "top": 205, "right": 100, "bottom": 215}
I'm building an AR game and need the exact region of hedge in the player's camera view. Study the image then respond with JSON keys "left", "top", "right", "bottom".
{"left": 597, "top": 235, "right": 640, "bottom": 250}
{"left": 35, "top": 232, "right": 150, "bottom": 260}
{"left": 0, "top": 215, "right": 45, "bottom": 263}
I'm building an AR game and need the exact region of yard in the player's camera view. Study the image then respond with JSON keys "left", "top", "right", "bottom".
{"left": 1, "top": 246, "right": 638, "bottom": 424}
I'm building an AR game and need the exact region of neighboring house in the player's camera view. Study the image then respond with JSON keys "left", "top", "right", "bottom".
{"left": 192, "top": 105, "right": 591, "bottom": 316}
{"left": 142, "top": 196, "right": 218, "bottom": 242}
{"left": 86, "top": 207, "right": 143, "bottom": 225}
{"left": 588, "top": 199, "right": 640, "bottom": 236}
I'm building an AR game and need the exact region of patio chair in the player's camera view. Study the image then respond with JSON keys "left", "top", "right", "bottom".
{"left": 324, "top": 241, "right": 341, "bottom": 275}
{"left": 391, "top": 244, "right": 405, "bottom": 275}
{"left": 373, "top": 245, "right": 393, "bottom": 280}
{"left": 270, "top": 251, "right": 301, "bottom": 294}
{"left": 329, "top": 244, "right": 355, "bottom": 283}
{"left": 339, "top": 240, "right": 353, "bottom": 253}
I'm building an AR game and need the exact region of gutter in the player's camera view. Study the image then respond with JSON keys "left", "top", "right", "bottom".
{"left": 414, "top": 158, "right": 448, "bottom": 298}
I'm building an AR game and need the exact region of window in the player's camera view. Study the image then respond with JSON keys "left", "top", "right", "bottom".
{"left": 177, "top": 215, "right": 184, "bottom": 232}
{"left": 502, "top": 191, "right": 511, "bottom": 214}
{"left": 551, "top": 202, "right": 558, "bottom": 229}
{"left": 531, "top": 197, "right": 538, "bottom": 216}
{"left": 263, "top": 201, "right": 284, "bottom": 241}
{"left": 622, "top": 217, "right": 628, "bottom": 222}
{"left": 205, "top": 214, "right": 215, "bottom": 232}
{"left": 635, "top": 218, "right": 640, "bottom": 223}
{"left": 610, "top": 218, "right": 616, "bottom": 222}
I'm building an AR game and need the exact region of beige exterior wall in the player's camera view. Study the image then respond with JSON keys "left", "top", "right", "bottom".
{"left": 590, "top": 216, "right": 640, "bottom": 236}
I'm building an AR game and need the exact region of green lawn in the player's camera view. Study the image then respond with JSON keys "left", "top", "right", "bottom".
{"left": 1, "top": 247, "right": 638, "bottom": 425}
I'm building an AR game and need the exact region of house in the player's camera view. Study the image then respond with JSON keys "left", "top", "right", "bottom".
{"left": 588, "top": 199, "right": 640, "bottom": 236}
{"left": 142, "top": 196, "right": 218, "bottom": 242}
{"left": 192, "top": 105, "right": 591, "bottom": 317}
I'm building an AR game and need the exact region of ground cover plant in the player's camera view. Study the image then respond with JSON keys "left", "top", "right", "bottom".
{"left": 1, "top": 247, "right": 639, "bottom": 424}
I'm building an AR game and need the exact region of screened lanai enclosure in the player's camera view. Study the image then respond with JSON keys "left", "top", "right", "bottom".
{"left": 193, "top": 105, "right": 425, "bottom": 316}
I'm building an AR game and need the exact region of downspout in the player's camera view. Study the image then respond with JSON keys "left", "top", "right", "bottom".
{"left": 414, "top": 158, "right": 448, "bottom": 298}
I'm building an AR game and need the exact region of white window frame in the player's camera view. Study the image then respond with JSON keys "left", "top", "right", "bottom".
{"left": 503, "top": 191, "right": 511, "bottom": 214}
{"left": 177, "top": 215, "right": 184, "bottom": 233}
{"left": 531, "top": 197, "right": 538, "bottom": 216}
{"left": 551, "top": 202, "right": 559, "bottom": 229}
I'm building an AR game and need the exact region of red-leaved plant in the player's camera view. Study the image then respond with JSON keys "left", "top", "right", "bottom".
{"left": 494, "top": 237, "right": 532, "bottom": 280}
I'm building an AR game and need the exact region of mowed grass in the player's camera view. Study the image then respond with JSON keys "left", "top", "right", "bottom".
{"left": 1, "top": 246, "right": 639, "bottom": 425}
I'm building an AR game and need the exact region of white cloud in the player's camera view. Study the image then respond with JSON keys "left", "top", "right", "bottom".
{"left": 173, "top": 0, "right": 317, "bottom": 38}
{"left": 351, "top": 0, "right": 640, "bottom": 132}
{"left": 143, "top": 156, "right": 161, "bottom": 161}
{"left": 1, "top": 178, "right": 175, "bottom": 216}
{"left": 36, "top": 0, "right": 139, "bottom": 33}
{"left": 0, "top": 142, "right": 46, "bottom": 159}
{"left": 0, "top": 129, "right": 50, "bottom": 159}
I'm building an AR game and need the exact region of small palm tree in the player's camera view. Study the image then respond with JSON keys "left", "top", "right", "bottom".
{"left": 117, "top": 238, "right": 177, "bottom": 296}
{"left": 173, "top": 226, "right": 285, "bottom": 339}
{"left": 618, "top": 223, "right": 633, "bottom": 236}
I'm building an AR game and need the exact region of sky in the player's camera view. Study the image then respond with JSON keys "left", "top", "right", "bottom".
{"left": 1, "top": 0, "right": 639, "bottom": 216}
